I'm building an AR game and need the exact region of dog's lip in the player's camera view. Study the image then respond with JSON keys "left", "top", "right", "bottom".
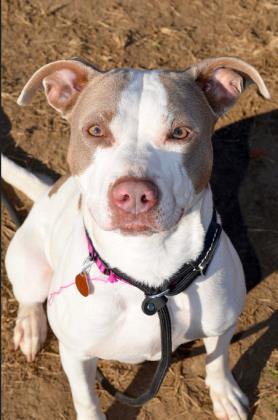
{"left": 93, "top": 204, "right": 186, "bottom": 234}
{"left": 110, "top": 213, "right": 182, "bottom": 234}
{"left": 106, "top": 207, "right": 186, "bottom": 234}
{"left": 108, "top": 218, "right": 162, "bottom": 235}
{"left": 118, "top": 224, "right": 157, "bottom": 236}
{"left": 121, "top": 222, "right": 155, "bottom": 232}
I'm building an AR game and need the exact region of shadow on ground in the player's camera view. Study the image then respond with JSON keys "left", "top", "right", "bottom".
{"left": 233, "top": 311, "right": 277, "bottom": 419}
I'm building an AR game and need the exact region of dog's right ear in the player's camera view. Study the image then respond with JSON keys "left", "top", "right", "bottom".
{"left": 17, "top": 59, "right": 100, "bottom": 117}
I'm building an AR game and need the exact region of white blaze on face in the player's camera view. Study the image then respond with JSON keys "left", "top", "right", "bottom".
{"left": 79, "top": 70, "right": 195, "bottom": 231}
{"left": 109, "top": 71, "right": 169, "bottom": 147}
{"left": 138, "top": 72, "right": 169, "bottom": 144}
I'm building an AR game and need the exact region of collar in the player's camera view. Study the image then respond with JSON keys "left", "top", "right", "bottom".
{"left": 83, "top": 207, "right": 222, "bottom": 304}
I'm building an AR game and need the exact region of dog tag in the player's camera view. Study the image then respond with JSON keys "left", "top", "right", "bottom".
{"left": 75, "top": 272, "right": 90, "bottom": 297}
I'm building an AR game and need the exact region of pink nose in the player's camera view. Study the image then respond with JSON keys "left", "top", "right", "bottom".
{"left": 111, "top": 179, "right": 158, "bottom": 214}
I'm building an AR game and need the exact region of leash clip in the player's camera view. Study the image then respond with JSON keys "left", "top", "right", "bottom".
{"left": 142, "top": 289, "right": 170, "bottom": 316}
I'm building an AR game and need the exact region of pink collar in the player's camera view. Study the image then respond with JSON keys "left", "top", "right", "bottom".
{"left": 85, "top": 229, "right": 123, "bottom": 284}
{"left": 73, "top": 229, "right": 128, "bottom": 297}
{"left": 47, "top": 230, "right": 126, "bottom": 304}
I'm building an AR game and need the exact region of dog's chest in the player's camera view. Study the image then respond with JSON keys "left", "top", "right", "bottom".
{"left": 45, "top": 210, "right": 196, "bottom": 362}
{"left": 47, "top": 260, "right": 193, "bottom": 363}
{"left": 46, "top": 201, "right": 244, "bottom": 364}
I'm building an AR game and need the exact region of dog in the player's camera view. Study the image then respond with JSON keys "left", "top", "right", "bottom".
{"left": 3, "top": 56, "right": 270, "bottom": 420}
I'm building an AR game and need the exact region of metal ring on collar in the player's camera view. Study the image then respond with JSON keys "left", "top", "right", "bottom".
{"left": 141, "top": 291, "right": 169, "bottom": 316}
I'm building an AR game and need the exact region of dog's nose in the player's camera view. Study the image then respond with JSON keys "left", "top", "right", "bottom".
{"left": 111, "top": 179, "right": 158, "bottom": 214}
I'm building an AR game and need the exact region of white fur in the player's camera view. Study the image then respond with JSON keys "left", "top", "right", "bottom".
{"left": 4, "top": 71, "right": 248, "bottom": 420}
{"left": 1, "top": 155, "right": 52, "bottom": 201}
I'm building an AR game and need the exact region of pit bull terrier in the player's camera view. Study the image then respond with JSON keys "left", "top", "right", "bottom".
{"left": 3, "top": 56, "right": 270, "bottom": 420}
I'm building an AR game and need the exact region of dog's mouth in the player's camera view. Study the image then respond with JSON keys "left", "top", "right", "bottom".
{"left": 118, "top": 222, "right": 158, "bottom": 235}
{"left": 88, "top": 198, "right": 185, "bottom": 235}
{"left": 107, "top": 207, "right": 185, "bottom": 235}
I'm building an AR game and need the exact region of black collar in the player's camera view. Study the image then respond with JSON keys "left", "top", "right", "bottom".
{"left": 86, "top": 207, "right": 222, "bottom": 301}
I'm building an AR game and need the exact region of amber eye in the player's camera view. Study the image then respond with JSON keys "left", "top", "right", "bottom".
{"left": 172, "top": 127, "right": 191, "bottom": 140}
{"left": 87, "top": 125, "right": 104, "bottom": 137}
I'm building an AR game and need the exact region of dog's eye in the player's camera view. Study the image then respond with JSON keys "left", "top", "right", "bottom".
{"left": 87, "top": 125, "right": 104, "bottom": 137}
{"left": 171, "top": 127, "right": 191, "bottom": 140}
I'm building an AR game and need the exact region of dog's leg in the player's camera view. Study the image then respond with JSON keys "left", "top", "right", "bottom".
{"left": 5, "top": 226, "right": 51, "bottom": 361}
{"left": 13, "top": 303, "right": 48, "bottom": 362}
{"left": 60, "top": 343, "right": 106, "bottom": 420}
{"left": 203, "top": 326, "right": 249, "bottom": 420}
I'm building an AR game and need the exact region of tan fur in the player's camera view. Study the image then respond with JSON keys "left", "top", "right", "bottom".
{"left": 192, "top": 57, "right": 270, "bottom": 99}
{"left": 191, "top": 57, "right": 270, "bottom": 115}
{"left": 159, "top": 72, "right": 216, "bottom": 193}
{"left": 67, "top": 70, "right": 131, "bottom": 175}
{"left": 17, "top": 60, "right": 98, "bottom": 108}
{"left": 78, "top": 195, "right": 82, "bottom": 210}
{"left": 48, "top": 174, "right": 71, "bottom": 197}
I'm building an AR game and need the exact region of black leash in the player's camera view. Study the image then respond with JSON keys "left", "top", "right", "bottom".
{"left": 86, "top": 208, "right": 222, "bottom": 406}
{"left": 96, "top": 305, "right": 172, "bottom": 406}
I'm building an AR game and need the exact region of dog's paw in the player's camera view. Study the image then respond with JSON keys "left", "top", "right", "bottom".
{"left": 14, "top": 303, "right": 47, "bottom": 362}
{"left": 207, "top": 373, "right": 249, "bottom": 420}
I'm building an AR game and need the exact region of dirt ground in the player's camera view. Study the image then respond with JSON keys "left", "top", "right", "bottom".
{"left": 1, "top": 0, "right": 278, "bottom": 419}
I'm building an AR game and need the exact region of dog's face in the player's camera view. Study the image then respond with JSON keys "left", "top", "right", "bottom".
{"left": 18, "top": 57, "right": 269, "bottom": 234}
{"left": 68, "top": 69, "right": 216, "bottom": 233}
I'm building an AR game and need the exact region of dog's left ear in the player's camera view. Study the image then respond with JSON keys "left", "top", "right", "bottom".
{"left": 189, "top": 57, "right": 270, "bottom": 116}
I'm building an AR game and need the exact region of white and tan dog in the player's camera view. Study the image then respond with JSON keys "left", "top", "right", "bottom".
{"left": 3, "top": 57, "right": 269, "bottom": 420}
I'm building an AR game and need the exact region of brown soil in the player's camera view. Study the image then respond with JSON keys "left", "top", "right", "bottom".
{"left": 1, "top": 1, "right": 278, "bottom": 419}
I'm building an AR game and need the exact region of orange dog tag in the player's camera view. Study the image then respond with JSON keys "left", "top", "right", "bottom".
{"left": 75, "top": 272, "right": 90, "bottom": 297}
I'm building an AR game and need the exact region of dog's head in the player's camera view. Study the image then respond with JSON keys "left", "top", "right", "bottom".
{"left": 18, "top": 57, "right": 269, "bottom": 234}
